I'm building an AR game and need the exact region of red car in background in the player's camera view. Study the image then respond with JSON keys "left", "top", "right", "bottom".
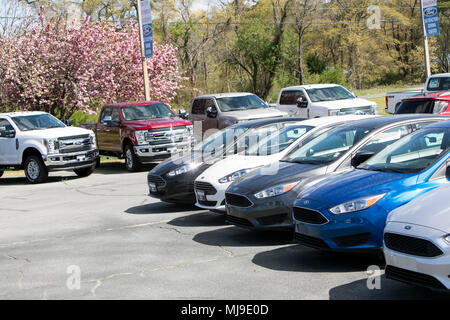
{"left": 395, "top": 91, "right": 450, "bottom": 116}
{"left": 81, "top": 101, "right": 194, "bottom": 172}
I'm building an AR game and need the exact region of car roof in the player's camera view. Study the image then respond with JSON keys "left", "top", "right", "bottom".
{"left": 194, "top": 92, "right": 257, "bottom": 99}
{"left": 429, "top": 73, "right": 450, "bottom": 78}
{"left": 424, "top": 119, "right": 450, "bottom": 129}
{"left": 403, "top": 91, "right": 450, "bottom": 101}
{"left": 281, "top": 84, "right": 344, "bottom": 90}
{"left": 0, "top": 111, "right": 46, "bottom": 117}
{"left": 340, "top": 114, "right": 450, "bottom": 129}
{"left": 231, "top": 117, "right": 306, "bottom": 129}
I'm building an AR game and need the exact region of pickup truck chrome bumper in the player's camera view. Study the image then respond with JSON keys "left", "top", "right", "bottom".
{"left": 134, "top": 140, "right": 195, "bottom": 162}
{"left": 43, "top": 149, "right": 99, "bottom": 171}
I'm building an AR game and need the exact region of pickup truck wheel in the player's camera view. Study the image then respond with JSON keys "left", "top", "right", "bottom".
{"left": 74, "top": 166, "right": 94, "bottom": 177}
{"left": 0, "top": 171, "right": 3, "bottom": 178}
{"left": 95, "top": 157, "right": 101, "bottom": 168}
{"left": 124, "top": 144, "right": 141, "bottom": 172}
{"left": 24, "top": 155, "right": 48, "bottom": 184}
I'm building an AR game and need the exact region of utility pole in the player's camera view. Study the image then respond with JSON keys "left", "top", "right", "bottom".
{"left": 137, "top": 0, "right": 152, "bottom": 101}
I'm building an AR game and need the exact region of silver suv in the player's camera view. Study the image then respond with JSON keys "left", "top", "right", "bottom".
{"left": 187, "top": 93, "right": 287, "bottom": 137}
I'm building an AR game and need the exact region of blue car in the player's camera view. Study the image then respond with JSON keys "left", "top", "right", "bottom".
{"left": 293, "top": 120, "right": 450, "bottom": 251}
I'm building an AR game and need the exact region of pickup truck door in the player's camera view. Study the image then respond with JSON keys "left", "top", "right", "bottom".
{"left": 96, "top": 107, "right": 112, "bottom": 151}
{"left": 0, "top": 118, "right": 19, "bottom": 164}
{"left": 203, "top": 99, "right": 219, "bottom": 133}
{"left": 189, "top": 99, "right": 207, "bottom": 141}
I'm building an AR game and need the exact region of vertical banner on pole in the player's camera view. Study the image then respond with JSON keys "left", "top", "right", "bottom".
{"left": 422, "top": 0, "right": 440, "bottom": 37}
{"left": 140, "top": 0, "right": 153, "bottom": 58}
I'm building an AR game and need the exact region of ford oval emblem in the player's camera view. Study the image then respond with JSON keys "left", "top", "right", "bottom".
{"left": 404, "top": 225, "right": 412, "bottom": 230}
{"left": 424, "top": 7, "right": 437, "bottom": 17}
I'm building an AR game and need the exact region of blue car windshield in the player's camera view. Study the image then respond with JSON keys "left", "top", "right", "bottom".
{"left": 283, "top": 126, "right": 371, "bottom": 165}
{"left": 359, "top": 128, "right": 450, "bottom": 173}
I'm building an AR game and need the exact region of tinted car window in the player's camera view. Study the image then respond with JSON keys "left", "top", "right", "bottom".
{"left": 358, "top": 125, "right": 410, "bottom": 154}
{"left": 192, "top": 99, "right": 206, "bottom": 115}
{"left": 396, "top": 100, "right": 434, "bottom": 114}
{"left": 279, "top": 90, "right": 304, "bottom": 105}
{"left": 427, "top": 77, "right": 450, "bottom": 91}
{"left": 305, "top": 86, "right": 355, "bottom": 102}
{"left": 121, "top": 104, "right": 174, "bottom": 121}
{"left": 215, "top": 94, "right": 267, "bottom": 112}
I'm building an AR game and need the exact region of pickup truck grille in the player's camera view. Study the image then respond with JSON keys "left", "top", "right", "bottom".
{"left": 339, "top": 106, "right": 376, "bottom": 115}
{"left": 58, "top": 135, "right": 93, "bottom": 154}
{"left": 144, "top": 126, "right": 191, "bottom": 145}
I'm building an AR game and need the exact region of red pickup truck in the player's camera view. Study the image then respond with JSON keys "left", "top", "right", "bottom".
{"left": 395, "top": 91, "right": 450, "bottom": 116}
{"left": 81, "top": 101, "right": 194, "bottom": 171}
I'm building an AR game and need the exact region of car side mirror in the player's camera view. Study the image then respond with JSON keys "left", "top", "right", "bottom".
{"left": 206, "top": 106, "right": 218, "bottom": 118}
{"left": 297, "top": 97, "right": 308, "bottom": 108}
{"left": 102, "top": 116, "right": 112, "bottom": 126}
{"left": 178, "top": 108, "right": 188, "bottom": 119}
{"left": 351, "top": 151, "right": 375, "bottom": 167}
{"left": 0, "top": 127, "right": 15, "bottom": 138}
{"left": 65, "top": 119, "right": 72, "bottom": 126}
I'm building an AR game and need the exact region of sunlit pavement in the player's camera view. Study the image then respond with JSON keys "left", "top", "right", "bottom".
{"left": 0, "top": 162, "right": 448, "bottom": 300}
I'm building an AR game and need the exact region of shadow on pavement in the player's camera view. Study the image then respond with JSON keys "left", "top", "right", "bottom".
{"left": 125, "top": 201, "right": 198, "bottom": 215}
{"left": 329, "top": 276, "right": 449, "bottom": 300}
{"left": 0, "top": 174, "right": 78, "bottom": 186}
{"left": 193, "top": 225, "right": 293, "bottom": 247}
{"left": 94, "top": 161, "right": 156, "bottom": 174}
{"left": 252, "top": 244, "right": 384, "bottom": 273}
{"left": 168, "top": 211, "right": 227, "bottom": 227}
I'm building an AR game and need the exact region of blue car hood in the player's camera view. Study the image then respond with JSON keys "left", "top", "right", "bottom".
{"left": 298, "top": 169, "right": 418, "bottom": 207}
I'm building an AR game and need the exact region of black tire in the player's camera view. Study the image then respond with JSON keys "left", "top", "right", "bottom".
{"left": 0, "top": 171, "right": 3, "bottom": 178}
{"left": 74, "top": 165, "right": 94, "bottom": 177}
{"left": 95, "top": 157, "right": 101, "bottom": 168}
{"left": 124, "top": 144, "right": 141, "bottom": 172}
{"left": 24, "top": 155, "right": 48, "bottom": 184}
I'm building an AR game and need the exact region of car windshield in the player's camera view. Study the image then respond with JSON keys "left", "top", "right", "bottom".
{"left": 215, "top": 94, "right": 267, "bottom": 112}
{"left": 11, "top": 114, "right": 65, "bottom": 131}
{"left": 305, "top": 86, "right": 355, "bottom": 102}
{"left": 246, "top": 125, "right": 313, "bottom": 156}
{"left": 282, "top": 125, "right": 371, "bottom": 165}
{"left": 427, "top": 77, "right": 450, "bottom": 91}
{"left": 359, "top": 127, "right": 450, "bottom": 173}
{"left": 193, "top": 125, "right": 250, "bottom": 153}
{"left": 121, "top": 104, "right": 174, "bottom": 121}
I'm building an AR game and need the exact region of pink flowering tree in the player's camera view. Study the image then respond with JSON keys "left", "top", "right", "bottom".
{"left": 0, "top": 17, "right": 185, "bottom": 120}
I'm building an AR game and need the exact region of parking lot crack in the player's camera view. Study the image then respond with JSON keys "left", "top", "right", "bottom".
{"left": 5, "top": 254, "right": 31, "bottom": 263}
{"left": 217, "top": 245, "right": 234, "bottom": 258}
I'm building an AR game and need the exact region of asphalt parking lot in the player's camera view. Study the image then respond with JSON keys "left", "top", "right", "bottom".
{"left": 0, "top": 162, "right": 448, "bottom": 300}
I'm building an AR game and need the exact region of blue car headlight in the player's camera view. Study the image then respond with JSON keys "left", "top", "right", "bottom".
{"left": 329, "top": 194, "right": 385, "bottom": 214}
{"left": 254, "top": 182, "right": 299, "bottom": 199}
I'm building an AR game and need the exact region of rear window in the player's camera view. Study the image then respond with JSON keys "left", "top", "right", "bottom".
{"left": 396, "top": 100, "right": 449, "bottom": 114}
{"left": 427, "top": 77, "right": 450, "bottom": 91}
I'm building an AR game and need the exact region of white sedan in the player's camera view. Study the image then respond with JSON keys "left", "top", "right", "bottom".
{"left": 193, "top": 115, "right": 375, "bottom": 212}
{"left": 384, "top": 183, "right": 450, "bottom": 291}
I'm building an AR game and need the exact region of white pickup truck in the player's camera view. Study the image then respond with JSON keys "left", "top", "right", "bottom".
{"left": 0, "top": 111, "right": 99, "bottom": 183}
{"left": 386, "top": 73, "right": 450, "bottom": 114}
{"left": 274, "top": 84, "right": 378, "bottom": 118}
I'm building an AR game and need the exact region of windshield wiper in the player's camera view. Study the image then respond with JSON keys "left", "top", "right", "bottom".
{"left": 282, "top": 159, "right": 324, "bottom": 165}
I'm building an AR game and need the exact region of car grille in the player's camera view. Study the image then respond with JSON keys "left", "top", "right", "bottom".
{"left": 384, "top": 232, "right": 444, "bottom": 257}
{"left": 225, "top": 193, "right": 253, "bottom": 207}
{"left": 145, "top": 126, "right": 191, "bottom": 145}
{"left": 339, "top": 106, "right": 375, "bottom": 115}
{"left": 147, "top": 174, "right": 166, "bottom": 187}
{"left": 198, "top": 200, "right": 217, "bottom": 207}
{"left": 226, "top": 215, "right": 253, "bottom": 227}
{"left": 294, "top": 233, "right": 329, "bottom": 249}
{"left": 385, "top": 265, "right": 447, "bottom": 290}
{"left": 257, "top": 214, "right": 287, "bottom": 226}
{"left": 58, "top": 134, "right": 92, "bottom": 154}
{"left": 293, "top": 207, "right": 328, "bottom": 225}
{"left": 194, "top": 181, "right": 217, "bottom": 195}
{"left": 332, "top": 233, "right": 371, "bottom": 247}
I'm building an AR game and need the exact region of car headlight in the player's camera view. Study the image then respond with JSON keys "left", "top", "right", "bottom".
{"left": 254, "top": 182, "right": 299, "bottom": 199}
{"left": 372, "top": 105, "right": 379, "bottom": 115}
{"left": 167, "top": 163, "right": 200, "bottom": 177}
{"left": 444, "top": 234, "right": 450, "bottom": 245}
{"left": 218, "top": 167, "right": 260, "bottom": 184}
{"left": 44, "top": 138, "right": 59, "bottom": 154}
{"left": 186, "top": 125, "right": 193, "bottom": 134}
{"left": 135, "top": 130, "right": 148, "bottom": 145}
{"left": 329, "top": 193, "right": 386, "bottom": 214}
{"left": 89, "top": 133, "right": 96, "bottom": 146}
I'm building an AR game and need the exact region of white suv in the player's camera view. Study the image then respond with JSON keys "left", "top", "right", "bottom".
{"left": 275, "top": 84, "right": 378, "bottom": 118}
{"left": 0, "top": 111, "right": 99, "bottom": 183}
